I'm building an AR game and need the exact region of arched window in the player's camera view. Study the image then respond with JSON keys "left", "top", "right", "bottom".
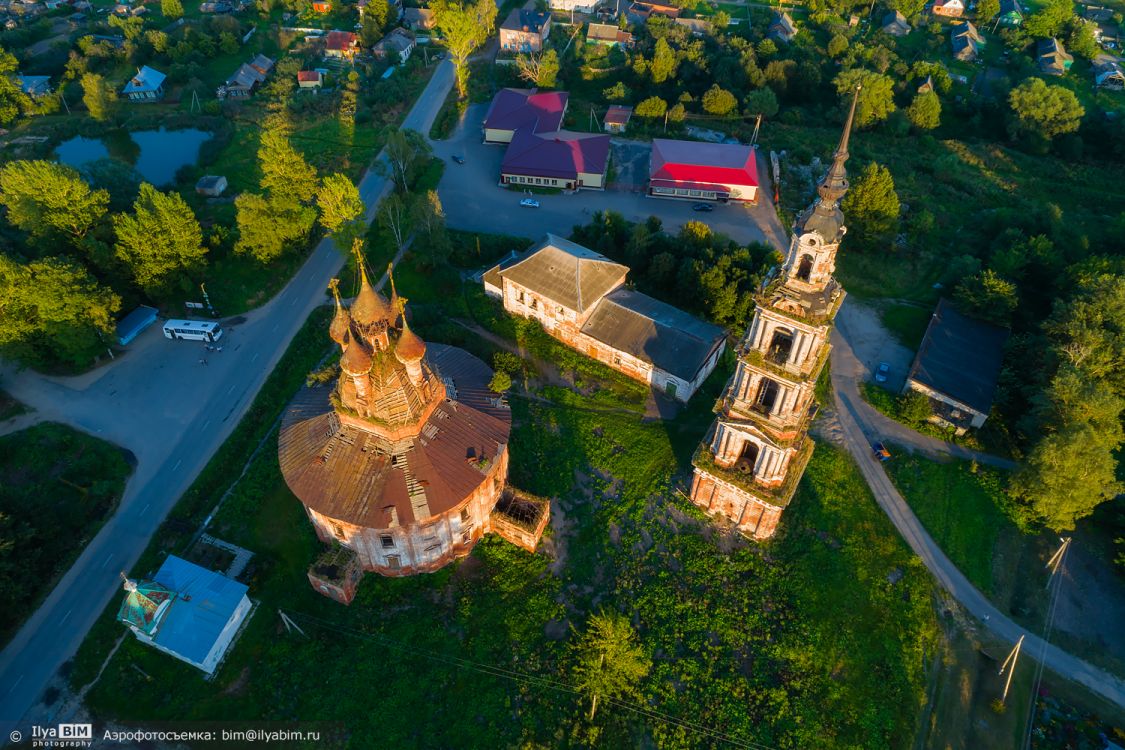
{"left": 735, "top": 440, "right": 759, "bottom": 474}
{"left": 796, "top": 254, "right": 814, "bottom": 282}
{"left": 767, "top": 329, "right": 794, "bottom": 365}
{"left": 754, "top": 378, "right": 780, "bottom": 415}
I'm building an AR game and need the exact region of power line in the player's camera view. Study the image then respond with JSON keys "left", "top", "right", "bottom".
{"left": 1020, "top": 537, "right": 1071, "bottom": 750}
{"left": 283, "top": 609, "right": 777, "bottom": 750}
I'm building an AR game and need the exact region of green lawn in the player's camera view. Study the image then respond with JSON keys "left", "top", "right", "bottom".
{"left": 881, "top": 303, "right": 932, "bottom": 350}
{"left": 0, "top": 423, "right": 132, "bottom": 646}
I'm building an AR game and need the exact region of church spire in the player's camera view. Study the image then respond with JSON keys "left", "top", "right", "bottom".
{"left": 328, "top": 278, "right": 351, "bottom": 348}
{"left": 817, "top": 85, "right": 859, "bottom": 207}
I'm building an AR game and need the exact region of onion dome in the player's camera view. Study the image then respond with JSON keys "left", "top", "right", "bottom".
{"left": 350, "top": 263, "right": 393, "bottom": 327}
{"left": 328, "top": 279, "right": 351, "bottom": 346}
{"left": 395, "top": 313, "right": 426, "bottom": 364}
{"left": 341, "top": 333, "right": 374, "bottom": 375}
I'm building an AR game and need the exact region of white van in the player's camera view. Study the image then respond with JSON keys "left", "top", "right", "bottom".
{"left": 163, "top": 319, "right": 224, "bottom": 342}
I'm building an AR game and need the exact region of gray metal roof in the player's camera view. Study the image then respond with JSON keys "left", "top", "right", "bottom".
{"left": 499, "top": 234, "right": 627, "bottom": 314}
{"left": 580, "top": 288, "right": 725, "bottom": 382}
{"left": 908, "top": 298, "right": 1010, "bottom": 415}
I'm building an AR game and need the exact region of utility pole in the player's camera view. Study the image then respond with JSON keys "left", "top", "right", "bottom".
{"left": 998, "top": 634, "right": 1024, "bottom": 704}
{"left": 750, "top": 113, "right": 762, "bottom": 146}
{"left": 201, "top": 282, "right": 216, "bottom": 317}
{"left": 1045, "top": 537, "right": 1072, "bottom": 585}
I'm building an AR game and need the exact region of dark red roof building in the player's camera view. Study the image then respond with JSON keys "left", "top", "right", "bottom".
{"left": 483, "top": 88, "right": 568, "bottom": 144}
{"left": 500, "top": 129, "right": 611, "bottom": 191}
{"left": 648, "top": 138, "right": 760, "bottom": 204}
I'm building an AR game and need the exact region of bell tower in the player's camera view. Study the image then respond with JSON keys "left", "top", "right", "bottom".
{"left": 688, "top": 89, "right": 859, "bottom": 539}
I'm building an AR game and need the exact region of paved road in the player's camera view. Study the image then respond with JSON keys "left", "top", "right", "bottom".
{"left": 829, "top": 301, "right": 1125, "bottom": 709}
{"left": 430, "top": 103, "right": 787, "bottom": 248}
{"left": 0, "top": 58, "right": 455, "bottom": 736}
{"left": 833, "top": 301, "right": 1018, "bottom": 470}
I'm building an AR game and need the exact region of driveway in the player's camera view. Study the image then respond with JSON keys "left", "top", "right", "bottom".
{"left": 0, "top": 59, "right": 456, "bottom": 736}
{"left": 430, "top": 104, "right": 787, "bottom": 248}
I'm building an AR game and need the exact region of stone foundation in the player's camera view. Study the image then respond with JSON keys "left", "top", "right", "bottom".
{"left": 689, "top": 468, "right": 783, "bottom": 540}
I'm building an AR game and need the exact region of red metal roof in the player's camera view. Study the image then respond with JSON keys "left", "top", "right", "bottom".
{"left": 605, "top": 105, "right": 632, "bottom": 125}
{"left": 501, "top": 128, "right": 610, "bottom": 180}
{"left": 484, "top": 88, "right": 568, "bottom": 134}
{"left": 649, "top": 138, "right": 759, "bottom": 189}
{"left": 325, "top": 30, "right": 357, "bottom": 51}
{"left": 297, "top": 71, "right": 321, "bottom": 82}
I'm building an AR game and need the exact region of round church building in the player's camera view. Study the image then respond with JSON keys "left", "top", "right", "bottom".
{"left": 279, "top": 267, "right": 512, "bottom": 583}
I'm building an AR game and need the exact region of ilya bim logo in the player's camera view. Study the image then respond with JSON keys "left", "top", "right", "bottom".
{"left": 18, "top": 723, "right": 94, "bottom": 747}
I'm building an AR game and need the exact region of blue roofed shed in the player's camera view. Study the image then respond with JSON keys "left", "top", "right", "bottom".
{"left": 122, "top": 65, "right": 166, "bottom": 101}
{"left": 115, "top": 305, "right": 158, "bottom": 345}
{"left": 118, "top": 555, "right": 252, "bottom": 674}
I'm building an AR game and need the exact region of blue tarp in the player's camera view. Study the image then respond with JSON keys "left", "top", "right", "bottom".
{"left": 115, "top": 305, "right": 158, "bottom": 345}
{"left": 151, "top": 555, "right": 248, "bottom": 666}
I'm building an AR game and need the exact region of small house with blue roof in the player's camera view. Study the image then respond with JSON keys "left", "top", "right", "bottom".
{"left": 117, "top": 555, "right": 252, "bottom": 674}
{"left": 122, "top": 65, "right": 166, "bottom": 101}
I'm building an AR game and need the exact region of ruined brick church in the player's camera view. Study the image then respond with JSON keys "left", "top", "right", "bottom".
{"left": 278, "top": 259, "right": 548, "bottom": 603}
{"left": 688, "top": 91, "right": 858, "bottom": 539}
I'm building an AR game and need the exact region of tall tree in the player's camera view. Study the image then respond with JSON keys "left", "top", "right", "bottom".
{"left": 234, "top": 193, "right": 316, "bottom": 263}
{"left": 701, "top": 84, "right": 737, "bottom": 116}
{"left": 161, "top": 0, "right": 184, "bottom": 19}
{"left": 953, "top": 270, "right": 1018, "bottom": 325}
{"left": 0, "top": 47, "right": 32, "bottom": 126}
{"left": 0, "top": 254, "right": 120, "bottom": 368}
{"left": 1023, "top": 0, "right": 1074, "bottom": 38}
{"left": 515, "top": 49, "right": 560, "bottom": 88}
{"left": 411, "top": 190, "right": 450, "bottom": 269}
{"left": 833, "top": 69, "right": 896, "bottom": 127}
{"left": 113, "top": 183, "right": 206, "bottom": 297}
{"left": 650, "top": 38, "right": 677, "bottom": 83}
{"left": 0, "top": 160, "right": 109, "bottom": 246}
{"left": 378, "top": 193, "right": 410, "bottom": 255}
{"left": 316, "top": 173, "right": 365, "bottom": 252}
{"left": 258, "top": 116, "right": 318, "bottom": 203}
{"left": 635, "top": 96, "right": 667, "bottom": 119}
{"left": 381, "top": 129, "right": 430, "bottom": 193}
{"left": 841, "top": 162, "right": 900, "bottom": 242}
{"left": 572, "top": 612, "right": 651, "bottom": 721}
{"left": 80, "top": 72, "right": 115, "bottom": 122}
{"left": 1008, "top": 78, "right": 1084, "bottom": 141}
{"left": 431, "top": 0, "right": 498, "bottom": 99}
{"left": 906, "top": 90, "right": 941, "bottom": 130}
{"left": 976, "top": 0, "right": 1000, "bottom": 22}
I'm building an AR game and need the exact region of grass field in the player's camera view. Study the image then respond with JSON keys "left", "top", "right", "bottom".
{"left": 881, "top": 302, "right": 932, "bottom": 350}
{"left": 0, "top": 424, "right": 132, "bottom": 647}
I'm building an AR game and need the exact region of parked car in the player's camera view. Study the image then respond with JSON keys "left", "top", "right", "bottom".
{"left": 451, "top": 155, "right": 465, "bottom": 164}
{"left": 692, "top": 202, "right": 714, "bottom": 212}
{"left": 519, "top": 198, "right": 540, "bottom": 208}
{"left": 874, "top": 362, "right": 890, "bottom": 383}
{"left": 872, "top": 442, "right": 892, "bottom": 462}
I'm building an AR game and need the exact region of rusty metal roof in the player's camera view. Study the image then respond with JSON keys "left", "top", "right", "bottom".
{"left": 279, "top": 345, "right": 511, "bottom": 529}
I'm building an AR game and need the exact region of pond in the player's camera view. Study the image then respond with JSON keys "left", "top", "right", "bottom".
{"left": 55, "top": 128, "right": 212, "bottom": 186}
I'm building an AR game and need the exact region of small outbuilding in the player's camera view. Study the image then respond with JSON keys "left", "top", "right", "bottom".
{"left": 881, "top": 10, "right": 911, "bottom": 36}
{"left": 768, "top": 11, "right": 796, "bottom": 43}
{"left": 16, "top": 73, "right": 51, "bottom": 97}
{"left": 1037, "top": 37, "right": 1073, "bottom": 76}
{"left": 902, "top": 298, "right": 1010, "bottom": 434}
{"left": 117, "top": 555, "right": 252, "bottom": 674}
{"left": 297, "top": 70, "right": 324, "bottom": 88}
{"left": 115, "top": 305, "right": 158, "bottom": 345}
{"left": 122, "top": 65, "right": 165, "bottom": 101}
{"left": 195, "top": 175, "right": 228, "bottom": 196}
{"left": 604, "top": 104, "right": 632, "bottom": 134}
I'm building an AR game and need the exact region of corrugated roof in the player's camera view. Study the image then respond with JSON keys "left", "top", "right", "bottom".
{"left": 605, "top": 105, "right": 632, "bottom": 125}
{"left": 122, "top": 65, "right": 165, "bottom": 93}
{"left": 580, "top": 288, "right": 725, "bottom": 381}
{"left": 501, "top": 128, "right": 611, "bottom": 180}
{"left": 483, "top": 88, "right": 568, "bottom": 134}
{"left": 908, "top": 298, "right": 1010, "bottom": 415}
{"left": 650, "top": 139, "right": 758, "bottom": 189}
{"left": 499, "top": 235, "right": 627, "bottom": 313}
{"left": 279, "top": 345, "right": 511, "bottom": 529}
{"left": 149, "top": 555, "right": 247, "bottom": 666}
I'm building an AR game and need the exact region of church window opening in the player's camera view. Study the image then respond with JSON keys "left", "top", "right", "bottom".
{"left": 796, "top": 254, "right": 813, "bottom": 282}
{"left": 767, "top": 330, "right": 794, "bottom": 365}
{"left": 754, "top": 378, "right": 780, "bottom": 415}
{"left": 386, "top": 555, "right": 401, "bottom": 570}
{"left": 530, "top": 298, "right": 538, "bottom": 310}
{"left": 330, "top": 522, "right": 345, "bottom": 540}
{"left": 735, "top": 440, "right": 759, "bottom": 474}
{"left": 460, "top": 507, "right": 470, "bottom": 523}
{"left": 380, "top": 534, "right": 395, "bottom": 549}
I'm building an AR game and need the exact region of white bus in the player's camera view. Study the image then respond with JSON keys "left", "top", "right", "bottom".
{"left": 163, "top": 319, "right": 224, "bottom": 342}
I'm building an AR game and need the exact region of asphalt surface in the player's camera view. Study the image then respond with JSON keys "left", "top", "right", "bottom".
{"left": 430, "top": 103, "right": 787, "bottom": 248}
{"left": 830, "top": 298, "right": 1125, "bottom": 709}
{"left": 0, "top": 58, "right": 456, "bottom": 736}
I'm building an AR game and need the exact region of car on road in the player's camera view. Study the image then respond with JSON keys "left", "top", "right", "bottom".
{"left": 874, "top": 362, "right": 890, "bottom": 383}
{"left": 691, "top": 203, "right": 714, "bottom": 212}
{"left": 872, "top": 442, "right": 892, "bottom": 462}
{"left": 451, "top": 155, "right": 465, "bottom": 164}
{"left": 519, "top": 198, "right": 540, "bottom": 208}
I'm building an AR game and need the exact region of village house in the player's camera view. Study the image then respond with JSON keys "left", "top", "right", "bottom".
{"left": 586, "top": 21, "right": 632, "bottom": 46}
{"left": 881, "top": 9, "right": 911, "bottom": 36}
{"left": 1094, "top": 54, "right": 1125, "bottom": 89}
{"left": 297, "top": 69, "right": 324, "bottom": 88}
{"left": 195, "top": 175, "right": 228, "bottom": 196}
{"left": 312, "top": 0, "right": 330, "bottom": 11}
{"left": 647, "top": 138, "right": 760, "bottom": 204}
{"left": 324, "top": 29, "right": 360, "bottom": 59}
{"left": 626, "top": 1, "right": 680, "bottom": 23}
{"left": 500, "top": 8, "right": 551, "bottom": 52}
{"left": 482, "top": 87, "right": 568, "bottom": 144}
{"left": 998, "top": 0, "right": 1023, "bottom": 26}
{"left": 674, "top": 17, "right": 711, "bottom": 35}
{"left": 499, "top": 129, "right": 611, "bottom": 190}
{"left": 121, "top": 65, "right": 165, "bottom": 101}
{"left": 403, "top": 6, "right": 435, "bottom": 30}
{"left": 373, "top": 27, "right": 415, "bottom": 63}
{"left": 550, "top": 0, "right": 599, "bottom": 11}
{"left": 117, "top": 555, "right": 252, "bottom": 674}
{"left": 279, "top": 268, "right": 547, "bottom": 597}
{"left": 950, "top": 21, "right": 984, "bottom": 61}
{"left": 903, "top": 298, "right": 1010, "bottom": 434}
{"left": 603, "top": 104, "right": 632, "bottom": 133}
{"left": 221, "top": 54, "right": 274, "bottom": 98}
{"left": 198, "top": 1, "right": 233, "bottom": 12}
{"left": 1037, "top": 37, "right": 1073, "bottom": 75}
{"left": 15, "top": 73, "right": 50, "bottom": 97}
{"left": 768, "top": 11, "right": 796, "bottom": 43}
{"left": 932, "top": 0, "right": 964, "bottom": 16}
{"left": 483, "top": 235, "right": 726, "bottom": 402}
